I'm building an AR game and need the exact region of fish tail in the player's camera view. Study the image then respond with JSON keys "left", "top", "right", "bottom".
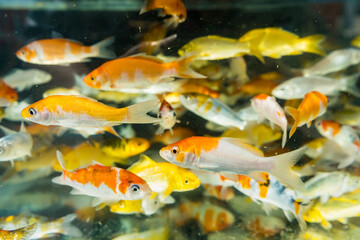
{"left": 281, "top": 126, "right": 287, "bottom": 148}
{"left": 58, "top": 214, "right": 83, "bottom": 237}
{"left": 139, "top": 0, "right": 155, "bottom": 14}
{"left": 91, "top": 36, "right": 116, "bottom": 59}
{"left": 285, "top": 106, "right": 299, "bottom": 139}
{"left": 269, "top": 146, "right": 307, "bottom": 191}
{"left": 170, "top": 55, "right": 207, "bottom": 79}
{"left": 10, "top": 223, "right": 37, "bottom": 239}
{"left": 123, "top": 99, "right": 161, "bottom": 124}
{"left": 297, "top": 34, "right": 326, "bottom": 56}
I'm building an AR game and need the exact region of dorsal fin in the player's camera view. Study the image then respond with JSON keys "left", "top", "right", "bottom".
{"left": 0, "top": 125, "right": 17, "bottom": 136}
{"left": 221, "top": 137, "right": 264, "bottom": 157}
{"left": 128, "top": 154, "right": 155, "bottom": 171}
{"left": 128, "top": 54, "right": 164, "bottom": 64}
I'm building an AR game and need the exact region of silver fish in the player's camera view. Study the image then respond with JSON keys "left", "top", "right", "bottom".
{"left": 3, "top": 68, "right": 52, "bottom": 92}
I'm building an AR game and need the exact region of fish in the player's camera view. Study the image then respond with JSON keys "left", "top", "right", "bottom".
{"left": 238, "top": 71, "right": 282, "bottom": 96}
{"left": 285, "top": 91, "right": 328, "bottom": 138}
{"left": 98, "top": 137, "right": 150, "bottom": 159}
{"left": 251, "top": 94, "right": 288, "bottom": 148}
{"left": 178, "top": 35, "right": 258, "bottom": 61}
{"left": 295, "top": 172, "right": 360, "bottom": 204}
{"left": 0, "top": 223, "right": 37, "bottom": 240}
{"left": 155, "top": 99, "right": 179, "bottom": 135}
{"left": 0, "top": 214, "right": 82, "bottom": 239}
{"left": 127, "top": 155, "right": 200, "bottom": 202}
{"left": 151, "top": 126, "right": 195, "bottom": 145}
{"left": 21, "top": 95, "right": 160, "bottom": 128}
{"left": 83, "top": 55, "right": 205, "bottom": 91}
{"left": 3, "top": 68, "right": 52, "bottom": 92}
{"left": 303, "top": 48, "right": 360, "bottom": 76}
{"left": 0, "top": 79, "right": 18, "bottom": 107}
{"left": 140, "top": 0, "right": 187, "bottom": 27}
{"left": 179, "top": 93, "right": 248, "bottom": 130}
{"left": 43, "top": 87, "right": 83, "bottom": 98}
{"left": 333, "top": 104, "right": 360, "bottom": 126}
{"left": 52, "top": 150, "right": 152, "bottom": 204}
{"left": 0, "top": 123, "right": 33, "bottom": 164}
{"left": 112, "top": 225, "right": 169, "bottom": 240}
{"left": 160, "top": 136, "right": 307, "bottom": 191}
{"left": 238, "top": 27, "right": 325, "bottom": 59}
{"left": 139, "top": 23, "right": 168, "bottom": 55}
{"left": 272, "top": 74, "right": 360, "bottom": 100}
{"left": 177, "top": 80, "right": 220, "bottom": 98}
{"left": 203, "top": 184, "right": 235, "bottom": 201}
{"left": 16, "top": 37, "right": 116, "bottom": 65}
{"left": 3, "top": 100, "right": 32, "bottom": 122}
{"left": 315, "top": 120, "right": 360, "bottom": 168}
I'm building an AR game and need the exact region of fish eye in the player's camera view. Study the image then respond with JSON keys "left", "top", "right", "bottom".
{"left": 21, "top": 50, "right": 25, "bottom": 55}
{"left": 130, "top": 184, "right": 140, "bottom": 193}
{"left": 172, "top": 111, "right": 176, "bottom": 117}
{"left": 171, "top": 146, "right": 179, "bottom": 155}
{"left": 90, "top": 77, "right": 95, "bottom": 81}
{"left": 159, "top": 113, "right": 162, "bottom": 118}
{"left": 28, "top": 108, "right": 36, "bottom": 116}
{"left": 184, "top": 179, "right": 189, "bottom": 184}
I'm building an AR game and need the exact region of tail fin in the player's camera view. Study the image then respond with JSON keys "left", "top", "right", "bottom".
{"left": 281, "top": 126, "right": 287, "bottom": 148}
{"left": 269, "top": 146, "right": 307, "bottom": 191}
{"left": 139, "top": 0, "right": 154, "bottom": 14}
{"left": 170, "top": 56, "right": 207, "bottom": 79}
{"left": 11, "top": 223, "right": 37, "bottom": 239}
{"left": 91, "top": 37, "right": 116, "bottom": 59}
{"left": 297, "top": 34, "right": 326, "bottom": 56}
{"left": 340, "top": 72, "right": 360, "bottom": 97}
{"left": 123, "top": 99, "right": 161, "bottom": 124}
{"left": 58, "top": 214, "right": 83, "bottom": 237}
{"left": 285, "top": 106, "right": 299, "bottom": 139}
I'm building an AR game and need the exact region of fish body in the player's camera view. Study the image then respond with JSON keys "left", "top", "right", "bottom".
{"left": 179, "top": 93, "right": 247, "bottom": 130}
{"left": 285, "top": 91, "right": 328, "bottom": 138}
{"left": 295, "top": 172, "right": 360, "bottom": 203}
{"left": 251, "top": 94, "right": 288, "bottom": 147}
{"left": 203, "top": 184, "right": 235, "bottom": 201}
{"left": 0, "top": 223, "right": 37, "bottom": 240}
{"left": 52, "top": 151, "right": 152, "bottom": 203}
{"left": 16, "top": 37, "right": 115, "bottom": 65}
{"left": 156, "top": 99, "right": 179, "bottom": 134}
{"left": 3, "top": 68, "right": 52, "bottom": 92}
{"left": 239, "top": 27, "right": 325, "bottom": 59}
{"left": 83, "top": 55, "right": 204, "bottom": 91}
{"left": 238, "top": 72, "right": 282, "bottom": 96}
{"left": 21, "top": 95, "right": 160, "bottom": 128}
{"left": 160, "top": 136, "right": 307, "bottom": 191}
{"left": 99, "top": 138, "right": 150, "bottom": 159}
{"left": 0, "top": 79, "right": 18, "bottom": 107}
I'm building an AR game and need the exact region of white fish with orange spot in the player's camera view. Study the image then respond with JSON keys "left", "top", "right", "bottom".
{"left": 16, "top": 37, "right": 115, "bottom": 65}
{"left": 251, "top": 94, "right": 288, "bottom": 148}
{"left": 156, "top": 99, "right": 180, "bottom": 135}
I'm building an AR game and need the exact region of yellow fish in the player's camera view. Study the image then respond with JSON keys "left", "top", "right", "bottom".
{"left": 352, "top": 35, "right": 360, "bottom": 48}
{"left": 127, "top": 155, "right": 200, "bottom": 202}
{"left": 239, "top": 27, "right": 325, "bottom": 59}
{"left": 0, "top": 223, "right": 37, "bottom": 240}
{"left": 98, "top": 137, "right": 150, "bottom": 159}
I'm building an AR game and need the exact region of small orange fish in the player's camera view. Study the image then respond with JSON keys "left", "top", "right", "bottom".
{"left": 0, "top": 79, "right": 18, "bottom": 106}
{"left": 16, "top": 37, "right": 115, "bottom": 65}
{"left": 238, "top": 72, "right": 282, "bottom": 96}
{"left": 152, "top": 127, "right": 194, "bottom": 145}
{"left": 83, "top": 55, "right": 204, "bottom": 91}
{"left": 203, "top": 184, "right": 235, "bottom": 201}
{"left": 285, "top": 91, "right": 328, "bottom": 138}
{"left": 140, "top": 0, "right": 187, "bottom": 27}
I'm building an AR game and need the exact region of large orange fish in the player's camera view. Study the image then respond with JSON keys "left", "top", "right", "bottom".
{"left": 285, "top": 91, "right": 328, "bottom": 139}
{"left": 21, "top": 95, "right": 160, "bottom": 128}
{"left": 0, "top": 79, "right": 18, "bottom": 107}
{"left": 83, "top": 55, "right": 204, "bottom": 91}
{"left": 16, "top": 37, "right": 115, "bottom": 65}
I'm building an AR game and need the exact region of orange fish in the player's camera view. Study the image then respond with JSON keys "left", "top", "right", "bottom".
{"left": 140, "top": 23, "right": 168, "bottom": 55}
{"left": 140, "top": 0, "right": 187, "bottom": 27}
{"left": 16, "top": 37, "right": 115, "bottom": 65}
{"left": 152, "top": 126, "right": 194, "bottom": 145}
{"left": 21, "top": 95, "right": 160, "bottom": 128}
{"left": 178, "top": 81, "right": 220, "bottom": 98}
{"left": 52, "top": 151, "right": 152, "bottom": 203}
{"left": 83, "top": 55, "right": 204, "bottom": 91}
{"left": 238, "top": 72, "right": 282, "bottom": 96}
{"left": 0, "top": 79, "right": 18, "bottom": 107}
{"left": 203, "top": 184, "right": 235, "bottom": 201}
{"left": 285, "top": 91, "right": 328, "bottom": 139}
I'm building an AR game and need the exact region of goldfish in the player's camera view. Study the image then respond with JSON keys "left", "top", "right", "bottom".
{"left": 295, "top": 172, "right": 360, "bottom": 204}
{"left": 0, "top": 79, "right": 18, "bottom": 107}
{"left": 179, "top": 93, "right": 248, "bottom": 130}
{"left": 152, "top": 126, "right": 194, "bottom": 145}
{"left": 42, "top": 87, "right": 82, "bottom": 98}
{"left": 177, "top": 80, "right": 220, "bottom": 98}
{"left": 21, "top": 95, "right": 160, "bottom": 128}
{"left": 238, "top": 72, "right": 282, "bottom": 96}
{"left": 272, "top": 74, "right": 360, "bottom": 100}
{"left": 139, "top": 23, "right": 168, "bottom": 55}
{"left": 155, "top": 99, "right": 179, "bottom": 135}
{"left": 0, "top": 223, "right": 37, "bottom": 240}
{"left": 285, "top": 91, "right": 328, "bottom": 138}
{"left": 238, "top": 27, "right": 325, "bottom": 59}
{"left": 244, "top": 214, "right": 286, "bottom": 239}
{"left": 3, "top": 68, "right": 52, "bottom": 92}
{"left": 83, "top": 55, "right": 204, "bottom": 91}
{"left": 127, "top": 155, "right": 200, "bottom": 202}
{"left": 251, "top": 94, "right": 288, "bottom": 148}
{"left": 98, "top": 137, "right": 150, "bottom": 159}
{"left": 140, "top": 0, "right": 186, "bottom": 27}
{"left": 16, "top": 37, "right": 116, "bottom": 65}
{"left": 160, "top": 136, "right": 307, "bottom": 191}
{"left": 203, "top": 184, "right": 235, "bottom": 201}
{"left": 0, "top": 214, "right": 82, "bottom": 239}
{"left": 0, "top": 123, "right": 33, "bottom": 164}
{"left": 112, "top": 225, "right": 169, "bottom": 240}
{"left": 303, "top": 48, "right": 360, "bottom": 76}
{"left": 52, "top": 151, "right": 152, "bottom": 204}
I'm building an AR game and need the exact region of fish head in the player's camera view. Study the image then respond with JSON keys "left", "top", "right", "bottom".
{"left": 127, "top": 138, "right": 150, "bottom": 155}
{"left": 158, "top": 100, "right": 177, "bottom": 129}
{"left": 179, "top": 93, "right": 209, "bottom": 110}
{"left": 83, "top": 68, "right": 109, "bottom": 89}
{"left": 35, "top": 70, "right": 52, "bottom": 83}
{"left": 21, "top": 101, "right": 54, "bottom": 125}
{"left": 272, "top": 81, "right": 301, "bottom": 99}
{"left": 16, "top": 46, "right": 36, "bottom": 63}
{"left": 174, "top": 169, "right": 201, "bottom": 191}
{"left": 345, "top": 175, "right": 360, "bottom": 191}
{"left": 159, "top": 140, "right": 197, "bottom": 168}
{"left": 315, "top": 120, "right": 341, "bottom": 138}
{"left": 121, "top": 171, "right": 152, "bottom": 200}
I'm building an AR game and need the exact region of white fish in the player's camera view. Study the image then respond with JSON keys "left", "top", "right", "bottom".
{"left": 4, "top": 100, "right": 32, "bottom": 122}
{"left": 3, "top": 68, "right": 52, "bottom": 92}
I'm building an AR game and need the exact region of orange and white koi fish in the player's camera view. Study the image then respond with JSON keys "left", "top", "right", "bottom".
{"left": 203, "top": 184, "right": 235, "bottom": 201}
{"left": 0, "top": 223, "right": 37, "bottom": 240}
{"left": 0, "top": 79, "right": 18, "bottom": 107}
{"left": 140, "top": 0, "right": 187, "bottom": 27}
{"left": 251, "top": 94, "right": 288, "bottom": 148}
{"left": 21, "top": 95, "right": 160, "bottom": 128}
{"left": 52, "top": 151, "right": 152, "bottom": 204}
{"left": 315, "top": 120, "right": 360, "bottom": 168}
{"left": 16, "top": 37, "right": 115, "bottom": 65}
{"left": 160, "top": 136, "right": 307, "bottom": 191}
{"left": 285, "top": 91, "right": 328, "bottom": 139}
{"left": 83, "top": 55, "right": 204, "bottom": 91}
{"left": 156, "top": 99, "right": 179, "bottom": 135}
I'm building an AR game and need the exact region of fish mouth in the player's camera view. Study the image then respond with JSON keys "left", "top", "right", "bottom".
{"left": 159, "top": 149, "right": 171, "bottom": 162}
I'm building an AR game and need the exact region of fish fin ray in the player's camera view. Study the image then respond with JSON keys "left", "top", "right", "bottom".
{"left": 123, "top": 99, "right": 161, "bottom": 124}
{"left": 91, "top": 36, "right": 116, "bottom": 59}
{"left": 282, "top": 126, "right": 287, "bottom": 148}
{"left": 285, "top": 106, "right": 299, "bottom": 139}
{"left": 171, "top": 55, "right": 207, "bottom": 79}
{"left": 222, "top": 138, "right": 264, "bottom": 157}
{"left": 297, "top": 34, "right": 326, "bottom": 56}
{"left": 59, "top": 214, "right": 83, "bottom": 237}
